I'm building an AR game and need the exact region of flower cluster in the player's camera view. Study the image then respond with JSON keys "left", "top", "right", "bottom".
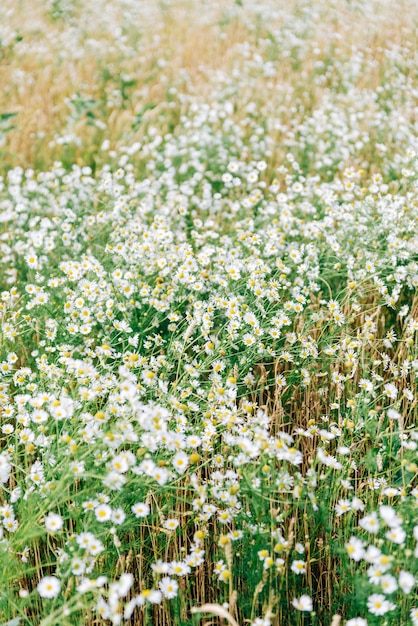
{"left": 0, "top": 0, "right": 417, "bottom": 625}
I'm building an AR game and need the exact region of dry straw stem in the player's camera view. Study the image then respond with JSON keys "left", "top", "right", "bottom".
{"left": 191, "top": 603, "right": 241, "bottom": 626}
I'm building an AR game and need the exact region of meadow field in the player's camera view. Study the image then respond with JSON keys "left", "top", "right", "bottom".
{"left": 0, "top": 0, "right": 417, "bottom": 624}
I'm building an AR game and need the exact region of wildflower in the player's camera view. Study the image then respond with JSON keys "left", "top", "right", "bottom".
{"left": 77, "top": 577, "right": 108, "bottom": 594}
{"left": 218, "top": 510, "right": 232, "bottom": 524}
{"left": 141, "top": 370, "right": 156, "bottom": 386}
{"left": 152, "top": 466, "right": 170, "bottom": 485}
{"left": 95, "top": 504, "right": 112, "bottom": 522}
{"left": 333, "top": 311, "right": 345, "bottom": 325}
{"left": 219, "top": 568, "right": 231, "bottom": 581}
{"left": 359, "top": 512, "right": 379, "bottom": 534}
{"left": 29, "top": 461, "right": 45, "bottom": 485}
{"left": 243, "top": 333, "right": 256, "bottom": 346}
{"left": 247, "top": 170, "right": 259, "bottom": 184}
{"left": 380, "top": 574, "right": 397, "bottom": 594}
{"left": 335, "top": 500, "right": 351, "bottom": 516}
{"left": 69, "top": 461, "right": 85, "bottom": 476}
{"left": 186, "top": 434, "right": 201, "bottom": 448}
{"left": 359, "top": 379, "right": 374, "bottom": 394}
{"left": 367, "top": 593, "right": 395, "bottom": 615}
{"left": 399, "top": 570, "right": 415, "bottom": 594}
{"left": 139, "top": 589, "right": 163, "bottom": 604}
{"left": 96, "top": 596, "right": 110, "bottom": 620}
{"left": 31, "top": 409, "right": 48, "bottom": 424}
{"left": 170, "top": 561, "right": 191, "bottom": 576}
{"left": 351, "top": 497, "right": 365, "bottom": 511}
{"left": 112, "top": 573, "right": 133, "bottom": 597}
{"left": 291, "top": 560, "right": 306, "bottom": 575}
{"left": 163, "top": 518, "right": 179, "bottom": 531}
{"left": 44, "top": 513, "right": 63, "bottom": 532}
{"left": 20, "top": 547, "right": 30, "bottom": 563}
{"left": 71, "top": 558, "right": 86, "bottom": 576}
{"left": 292, "top": 595, "right": 313, "bottom": 611}
{"left": 159, "top": 577, "right": 179, "bottom": 599}
{"left": 379, "top": 505, "right": 402, "bottom": 528}
{"left": 111, "top": 508, "right": 126, "bottom": 525}
{"left": 251, "top": 619, "right": 271, "bottom": 626}
{"left": 403, "top": 388, "right": 414, "bottom": 401}
{"left": 37, "top": 576, "right": 61, "bottom": 599}
{"left": 0, "top": 454, "right": 12, "bottom": 484}
{"left": 172, "top": 451, "right": 189, "bottom": 474}
{"left": 383, "top": 383, "right": 398, "bottom": 400}
{"left": 385, "top": 526, "right": 406, "bottom": 544}
{"left": 131, "top": 502, "right": 150, "bottom": 518}
{"left": 88, "top": 538, "right": 105, "bottom": 556}
{"left": 346, "top": 536, "right": 365, "bottom": 561}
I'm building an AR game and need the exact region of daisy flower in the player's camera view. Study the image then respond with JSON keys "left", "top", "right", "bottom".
{"left": 292, "top": 595, "right": 312, "bottom": 611}
{"left": 37, "top": 576, "right": 61, "bottom": 599}
{"left": 131, "top": 502, "right": 150, "bottom": 518}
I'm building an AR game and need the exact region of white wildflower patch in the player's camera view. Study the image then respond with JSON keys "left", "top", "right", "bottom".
{"left": 0, "top": 0, "right": 417, "bottom": 624}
